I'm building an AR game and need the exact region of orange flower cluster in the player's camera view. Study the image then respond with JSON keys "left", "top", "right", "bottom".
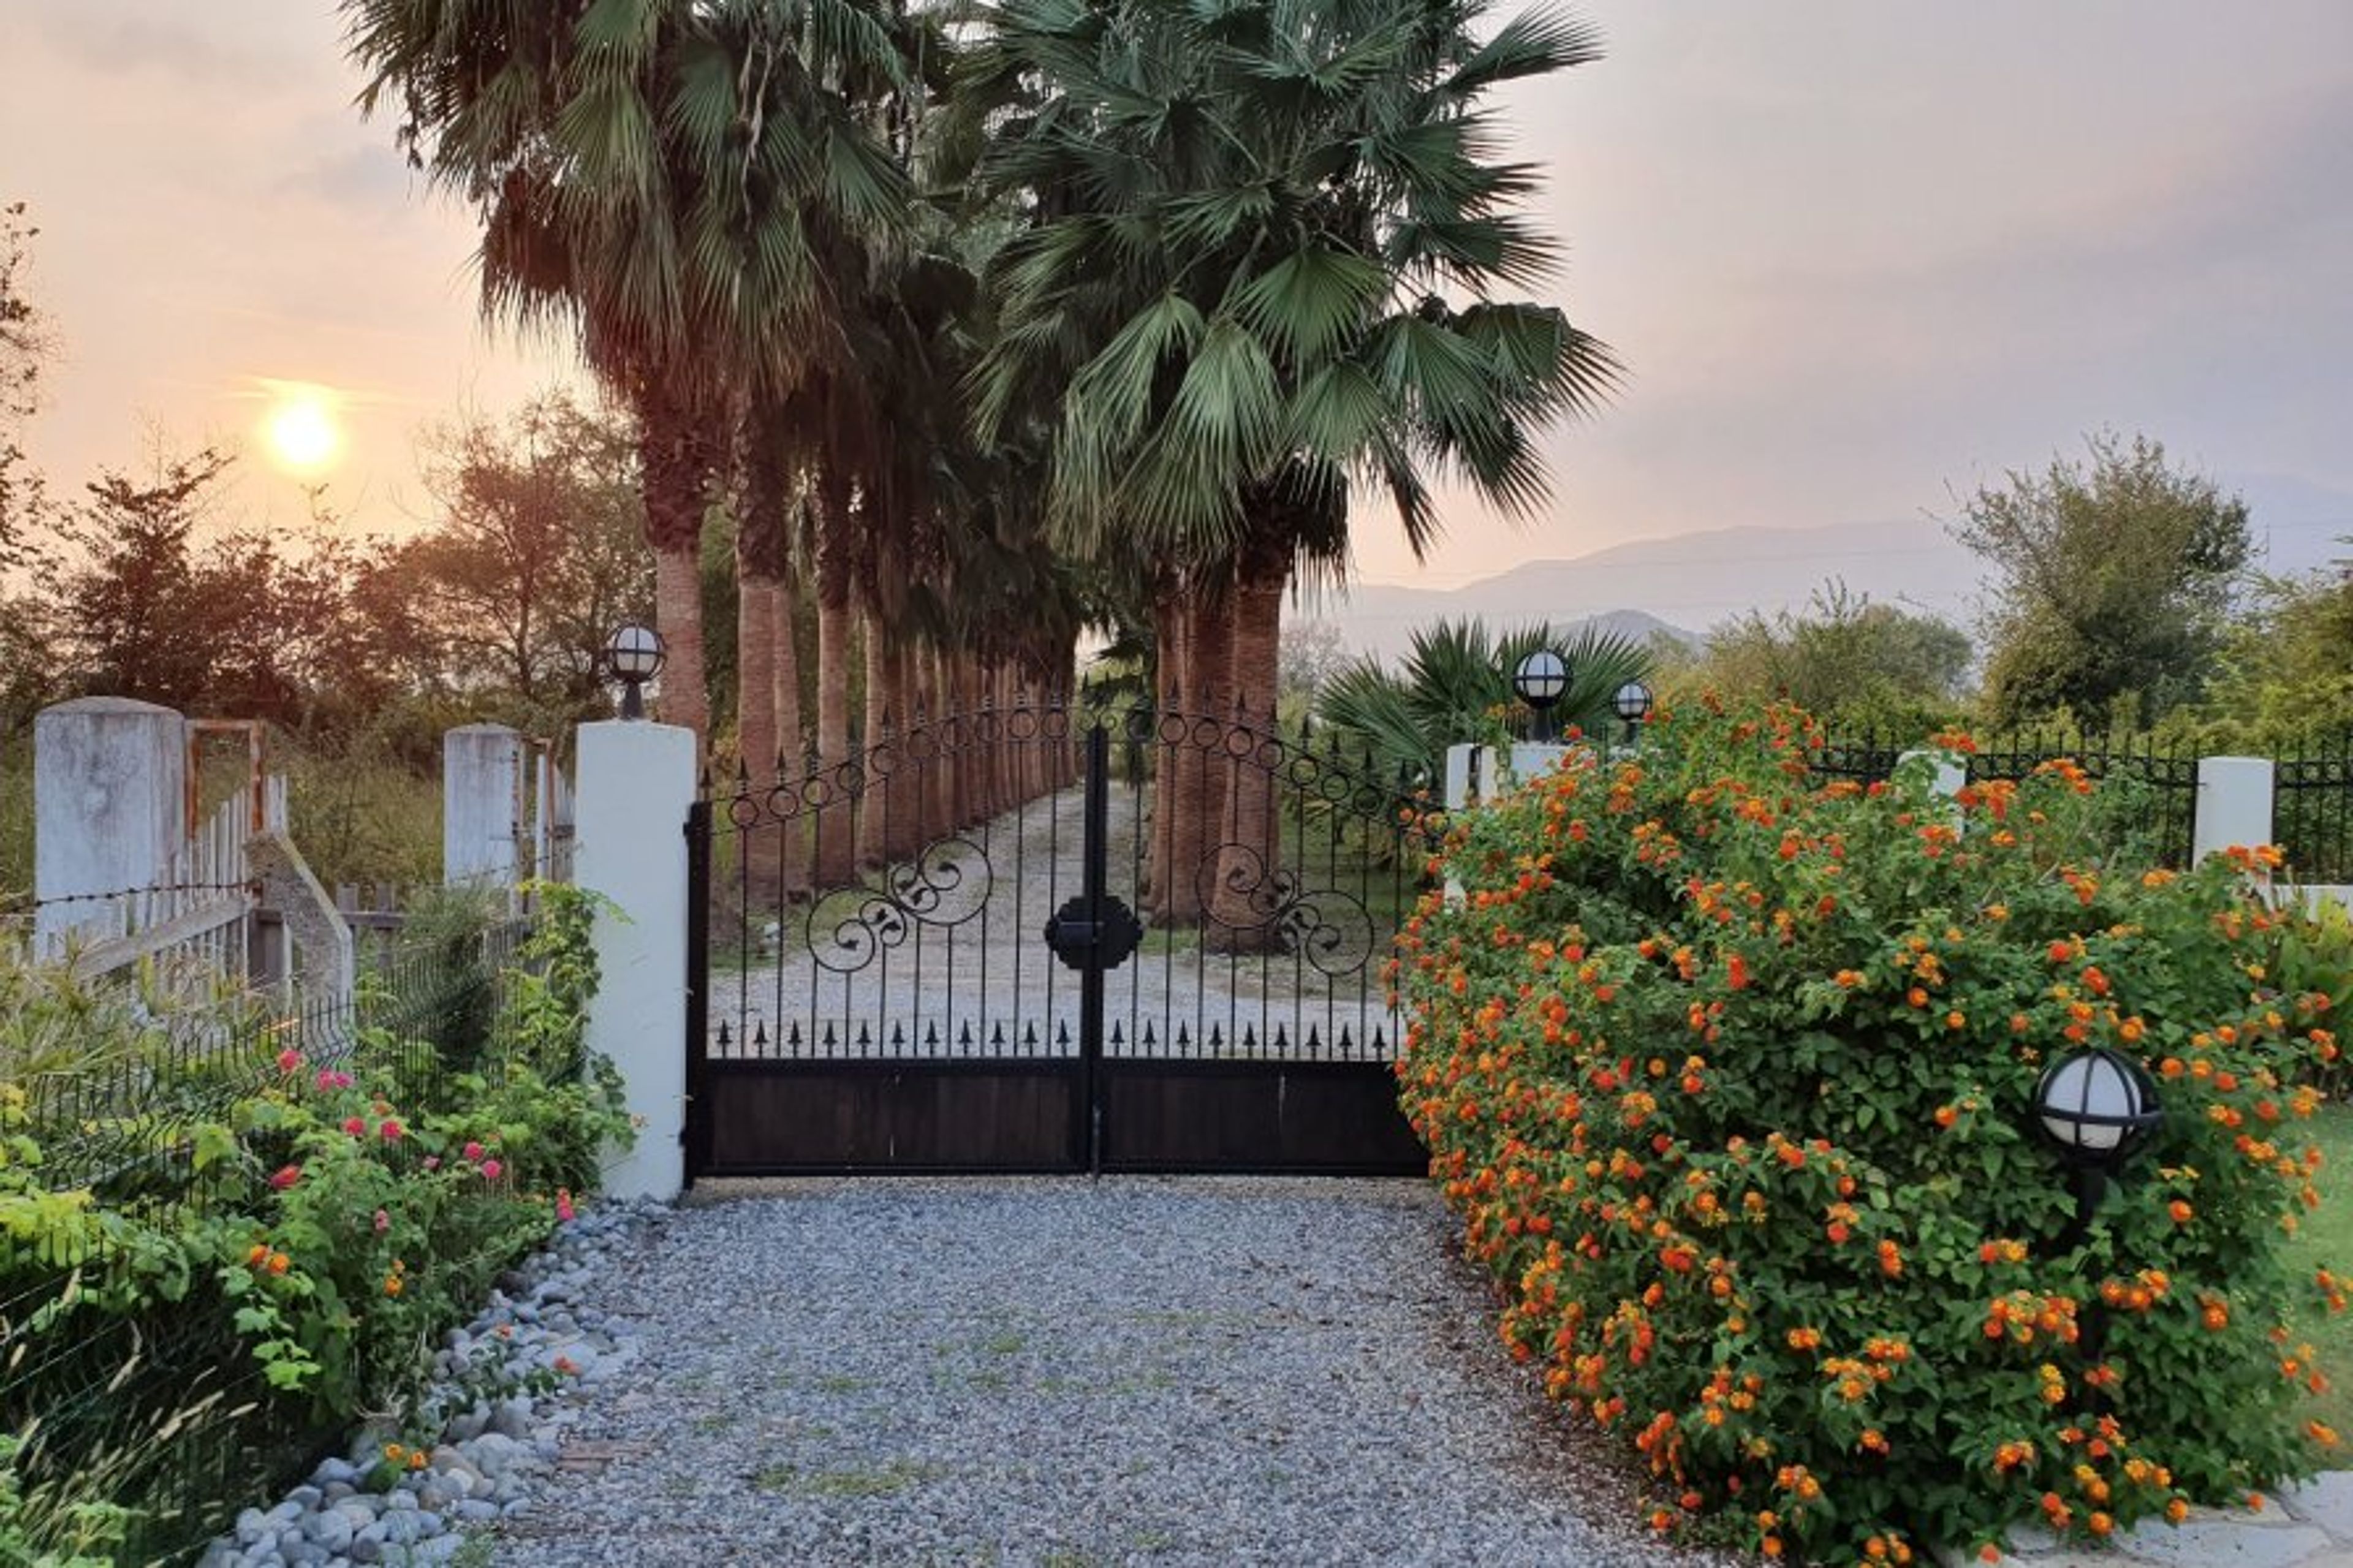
{"left": 1397, "top": 699, "right": 2347, "bottom": 1564}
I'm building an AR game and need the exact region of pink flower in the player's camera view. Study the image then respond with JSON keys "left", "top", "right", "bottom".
{"left": 276, "top": 1048, "right": 301, "bottom": 1074}
{"left": 422, "top": 1156, "right": 441, "bottom": 1172}
{"left": 373, "top": 1208, "right": 391, "bottom": 1233}
{"left": 555, "top": 1189, "right": 576, "bottom": 1223}
{"left": 342, "top": 1117, "right": 367, "bottom": 1137}
{"left": 313, "top": 1069, "right": 350, "bottom": 1093}
{"left": 268, "top": 1164, "right": 301, "bottom": 1191}
{"left": 480, "top": 1159, "right": 503, "bottom": 1181}
{"left": 379, "top": 1118, "right": 404, "bottom": 1142}
{"left": 463, "top": 1142, "right": 484, "bottom": 1162}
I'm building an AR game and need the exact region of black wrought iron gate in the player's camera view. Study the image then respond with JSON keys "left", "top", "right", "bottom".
{"left": 681, "top": 696, "right": 1430, "bottom": 1178}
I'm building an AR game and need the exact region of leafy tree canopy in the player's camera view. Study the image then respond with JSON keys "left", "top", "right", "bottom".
{"left": 1674, "top": 580, "right": 1972, "bottom": 737}
{"left": 1953, "top": 431, "right": 2249, "bottom": 731}
{"left": 0, "top": 200, "right": 54, "bottom": 567}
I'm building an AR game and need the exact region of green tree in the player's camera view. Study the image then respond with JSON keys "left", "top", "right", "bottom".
{"left": 0, "top": 200, "right": 53, "bottom": 568}
{"left": 47, "top": 451, "right": 235, "bottom": 710}
{"left": 967, "top": 0, "right": 1615, "bottom": 925}
{"left": 1685, "top": 581, "right": 1972, "bottom": 735}
{"left": 343, "top": 0, "right": 914, "bottom": 744}
{"left": 2157, "top": 557, "right": 2353, "bottom": 749}
{"left": 1953, "top": 432, "right": 2249, "bottom": 730}
{"left": 402, "top": 395, "right": 653, "bottom": 713}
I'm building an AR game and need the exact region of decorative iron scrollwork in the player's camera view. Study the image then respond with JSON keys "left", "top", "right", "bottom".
{"left": 1192, "top": 846, "right": 1377, "bottom": 977}
{"left": 804, "top": 835, "right": 993, "bottom": 974}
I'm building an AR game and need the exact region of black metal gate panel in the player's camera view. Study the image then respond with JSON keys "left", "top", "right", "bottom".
{"left": 683, "top": 695, "right": 1431, "bottom": 1178}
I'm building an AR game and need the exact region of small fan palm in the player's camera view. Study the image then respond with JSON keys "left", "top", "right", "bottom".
{"left": 1317, "top": 617, "right": 1652, "bottom": 789}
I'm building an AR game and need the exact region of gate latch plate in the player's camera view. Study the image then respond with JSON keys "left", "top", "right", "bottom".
{"left": 1044, "top": 895, "right": 1145, "bottom": 972}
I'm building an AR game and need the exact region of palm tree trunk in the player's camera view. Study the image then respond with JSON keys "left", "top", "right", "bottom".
{"left": 813, "top": 472, "right": 856, "bottom": 887}
{"left": 637, "top": 383, "right": 712, "bottom": 744}
{"left": 1207, "top": 550, "right": 1287, "bottom": 950}
{"left": 771, "top": 569, "right": 809, "bottom": 896}
{"left": 924, "top": 646, "right": 953, "bottom": 843}
{"left": 857, "top": 607, "right": 891, "bottom": 869}
{"left": 1164, "top": 580, "right": 1232, "bottom": 925}
{"left": 736, "top": 572, "right": 779, "bottom": 783}
{"left": 1147, "top": 595, "right": 1184, "bottom": 920}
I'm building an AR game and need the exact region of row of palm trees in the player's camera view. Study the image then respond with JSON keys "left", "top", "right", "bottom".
{"left": 341, "top": 0, "right": 1616, "bottom": 921}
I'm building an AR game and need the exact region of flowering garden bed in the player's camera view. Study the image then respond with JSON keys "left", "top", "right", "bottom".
{"left": 1392, "top": 702, "right": 2351, "bottom": 1564}
{"left": 0, "top": 886, "right": 628, "bottom": 1561}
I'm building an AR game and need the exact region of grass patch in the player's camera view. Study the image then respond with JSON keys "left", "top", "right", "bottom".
{"left": 2285, "top": 1103, "right": 2353, "bottom": 1441}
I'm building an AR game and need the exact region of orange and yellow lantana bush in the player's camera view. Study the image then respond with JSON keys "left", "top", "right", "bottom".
{"left": 1390, "top": 700, "right": 2348, "bottom": 1565}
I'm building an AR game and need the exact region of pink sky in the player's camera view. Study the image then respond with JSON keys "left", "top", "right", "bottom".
{"left": 5, "top": 1, "right": 2350, "bottom": 591}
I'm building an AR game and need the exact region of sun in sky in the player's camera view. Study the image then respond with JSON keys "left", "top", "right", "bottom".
{"left": 256, "top": 380, "right": 346, "bottom": 475}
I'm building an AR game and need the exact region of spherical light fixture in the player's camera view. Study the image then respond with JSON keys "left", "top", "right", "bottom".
{"left": 1511, "top": 649, "right": 1570, "bottom": 740}
{"left": 604, "top": 623, "right": 666, "bottom": 721}
{"left": 2033, "top": 1046, "right": 2163, "bottom": 1168}
{"left": 1612, "top": 680, "right": 1654, "bottom": 746}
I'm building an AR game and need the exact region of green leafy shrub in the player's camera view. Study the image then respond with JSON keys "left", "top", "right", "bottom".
{"left": 0, "top": 883, "right": 627, "bottom": 1551}
{"left": 1394, "top": 699, "right": 2345, "bottom": 1564}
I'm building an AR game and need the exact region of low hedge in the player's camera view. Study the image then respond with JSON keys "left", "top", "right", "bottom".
{"left": 1393, "top": 701, "right": 2347, "bottom": 1564}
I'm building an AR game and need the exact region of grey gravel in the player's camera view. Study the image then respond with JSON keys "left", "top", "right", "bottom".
{"left": 488, "top": 1178, "right": 1731, "bottom": 1568}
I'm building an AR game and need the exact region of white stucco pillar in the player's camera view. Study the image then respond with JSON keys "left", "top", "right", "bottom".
{"left": 572, "top": 719, "right": 697, "bottom": 1201}
{"left": 2194, "top": 756, "right": 2275, "bottom": 869}
{"left": 1507, "top": 741, "right": 1572, "bottom": 783}
{"left": 33, "top": 697, "right": 186, "bottom": 953}
{"left": 1897, "top": 749, "right": 1969, "bottom": 801}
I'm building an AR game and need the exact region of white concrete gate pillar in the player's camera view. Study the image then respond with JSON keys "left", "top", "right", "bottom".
{"left": 572, "top": 719, "right": 697, "bottom": 1201}
{"left": 33, "top": 697, "right": 186, "bottom": 953}
{"left": 2194, "top": 756, "right": 2275, "bottom": 869}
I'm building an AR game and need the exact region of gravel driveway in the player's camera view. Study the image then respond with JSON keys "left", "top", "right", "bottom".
{"left": 488, "top": 1179, "right": 1727, "bottom": 1568}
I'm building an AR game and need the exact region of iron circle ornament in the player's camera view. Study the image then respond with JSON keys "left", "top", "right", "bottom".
{"left": 2034, "top": 1047, "right": 2164, "bottom": 1168}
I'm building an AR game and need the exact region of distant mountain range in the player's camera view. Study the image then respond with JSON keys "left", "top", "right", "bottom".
{"left": 1306, "top": 471, "right": 2353, "bottom": 666}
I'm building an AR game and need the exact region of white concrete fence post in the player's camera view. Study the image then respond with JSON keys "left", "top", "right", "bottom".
{"left": 32, "top": 697, "right": 187, "bottom": 954}
{"left": 444, "top": 723, "right": 526, "bottom": 890}
{"left": 572, "top": 719, "right": 698, "bottom": 1202}
{"left": 2193, "top": 756, "right": 2275, "bottom": 869}
{"left": 1896, "top": 749, "right": 1969, "bottom": 801}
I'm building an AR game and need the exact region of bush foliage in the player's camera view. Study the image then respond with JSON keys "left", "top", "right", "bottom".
{"left": 0, "top": 885, "right": 627, "bottom": 1555}
{"left": 1394, "top": 700, "right": 2347, "bottom": 1564}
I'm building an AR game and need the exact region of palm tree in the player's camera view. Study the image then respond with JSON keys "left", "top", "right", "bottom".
{"left": 1317, "top": 617, "right": 1653, "bottom": 789}
{"left": 343, "top": 0, "right": 912, "bottom": 743}
{"left": 963, "top": 0, "right": 1618, "bottom": 930}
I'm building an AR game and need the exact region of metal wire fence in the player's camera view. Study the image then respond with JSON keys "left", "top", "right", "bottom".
{"left": 0, "top": 915, "right": 534, "bottom": 1564}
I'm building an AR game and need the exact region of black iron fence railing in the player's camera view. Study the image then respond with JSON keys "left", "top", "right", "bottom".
{"left": 2273, "top": 743, "right": 2353, "bottom": 885}
{"left": 1810, "top": 729, "right": 2353, "bottom": 882}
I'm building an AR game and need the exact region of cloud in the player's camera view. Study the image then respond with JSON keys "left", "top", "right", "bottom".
{"left": 279, "top": 145, "right": 422, "bottom": 211}
{"left": 26, "top": 6, "right": 285, "bottom": 94}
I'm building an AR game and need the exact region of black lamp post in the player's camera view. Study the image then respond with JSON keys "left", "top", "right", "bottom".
{"left": 2036, "top": 1043, "right": 2165, "bottom": 1246}
{"left": 2033, "top": 1045, "right": 2164, "bottom": 1375}
{"left": 1512, "top": 648, "right": 1569, "bottom": 741}
{"left": 604, "top": 623, "right": 666, "bottom": 721}
{"left": 1612, "top": 680, "right": 1654, "bottom": 748}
